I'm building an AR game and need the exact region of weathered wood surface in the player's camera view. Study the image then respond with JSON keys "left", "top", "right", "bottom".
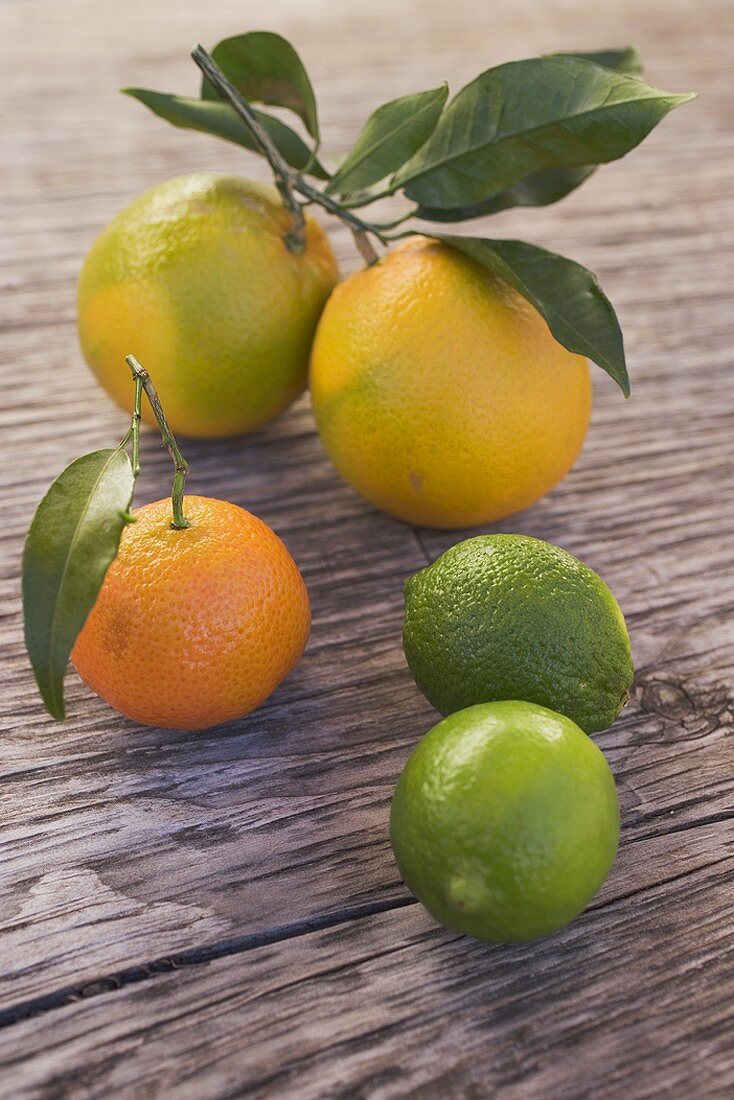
{"left": 1, "top": 0, "right": 733, "bottom": 1095}
{"left": 3, "top": 859, "right": 734, "bottom": 1100}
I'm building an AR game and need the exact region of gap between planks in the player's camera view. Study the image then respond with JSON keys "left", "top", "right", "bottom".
{"left": 0, "top": 896, "right": 417, "bottom": 1031}
{"left": 1, "top": 812, "right": 731, "bottom": 1033}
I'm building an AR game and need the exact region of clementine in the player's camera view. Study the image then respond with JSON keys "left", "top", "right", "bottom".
{"left": 72, "top": 496, "right": 310, "bottom": 729}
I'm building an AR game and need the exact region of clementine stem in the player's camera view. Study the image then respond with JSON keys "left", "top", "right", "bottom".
{"left": 130, "top": 372, "right": 143, "bottom": 479}
{"left": 125, "top": 355, "right": 190, "bottom": 530}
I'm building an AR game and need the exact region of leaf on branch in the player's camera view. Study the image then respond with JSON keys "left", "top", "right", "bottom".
{"left": 123, "top": 89, "right": 329, "bottom": 178}
{"left": 412, "top": 47, "right": 642, "bottom": 220}
{"left": 392, "top": 57, "right": 693, "bottom": 210}
{"left": 22, "top": 449, "right": 135, "bottom": 720}
{"left": 415, "top": 166, "right": 596, "bottom": 221}
{"left": 436, "top": 235, "right": 629, "bottom": 395}
{"left": 201, "top": 31, "right": 320, "bottom": 142}
{"left": 548, "top": 46, "right": 643, "bottom": 76}
{"left": 326, "top": 84, "right": 448, "bottom": 198}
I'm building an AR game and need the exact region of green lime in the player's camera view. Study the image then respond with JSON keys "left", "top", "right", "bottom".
{"left": 403, "top": 534, "right": 633, "bottom": 734}
{"left": 390, "top": 701, "right": 619, "bottom": 942}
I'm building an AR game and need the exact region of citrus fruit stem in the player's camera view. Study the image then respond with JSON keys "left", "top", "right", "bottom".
{"left": 130, "top": 370, "right": 143, "bottom": 478}
{"left": 125, "top": 356, "right": 190, "bottom": 530}
{"left": 190, "top": 45, "right": 383, "bottom": 267}
{"left": 191, "top": 45, "right": 307, "bottom": 255}
{"left": 116, "top": 371, "right": 143, "bottom": 473}
{"left": 295, "top": 177, "right": 382, "bottom": 265}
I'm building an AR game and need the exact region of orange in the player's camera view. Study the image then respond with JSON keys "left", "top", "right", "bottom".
{"left": 78, "top": 173, "right": 338, "bottom": 438}
{"left": 309, "top": 236, "right": 591, "bottom": 528}
{"left": 72, "top": 496, "right": 310, "bottom": 730}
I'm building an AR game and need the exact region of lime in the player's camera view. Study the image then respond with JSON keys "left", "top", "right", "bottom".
{"left": 390, "top": 701, "right": 619, "bottom": 942}
{"left": 403, "top": 534, "right": 633, "bottom": 734}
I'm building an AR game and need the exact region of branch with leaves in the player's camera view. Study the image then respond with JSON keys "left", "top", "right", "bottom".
{"left": 125, "top": 33, "right": 693, "bottom": 395}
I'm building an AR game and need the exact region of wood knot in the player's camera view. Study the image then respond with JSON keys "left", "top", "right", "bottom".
{"left": 634, "top": 674, "right": 732, "bottom": 740}
{"left": 640, "top": 680, "right": 693, "bottom": 720}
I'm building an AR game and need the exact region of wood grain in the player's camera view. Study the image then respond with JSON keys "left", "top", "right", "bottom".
{"left": 1, "top": 853, "right": 733, "bottom": 1099}
{"left": 1, "top": 0, "right": 733, "bottom": 1094}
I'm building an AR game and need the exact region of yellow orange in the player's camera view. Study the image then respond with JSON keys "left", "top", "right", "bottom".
{"left": 309, "top": 236, "right": 591, "bottom": 528}
{"left": 78, "top": 173, "right": 338, "bottom": 438}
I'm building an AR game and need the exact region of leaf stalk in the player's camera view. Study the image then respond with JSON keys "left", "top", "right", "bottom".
{"left": 130, "top": 372, "right": 143, "bottom": 478}
{"left": 125, "top": 356, "right": 190, "bottom": 529}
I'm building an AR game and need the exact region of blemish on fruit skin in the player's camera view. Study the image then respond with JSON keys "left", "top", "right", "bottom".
{"left": 409, "top": 471, "right": 423, "bottom": 493}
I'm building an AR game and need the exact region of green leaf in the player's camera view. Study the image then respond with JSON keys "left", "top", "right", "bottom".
{"left": 123, "top": 89, "right": 328, "bottom": 178}
{"left": 326, "top": 84, "right": 448, "bottom": 198}
{"left": 22, "top": 449, "right": 135, "bottom": 720}
{"left": 413, "top": 47, "right": 642, "bottom": 221}
{"left": 436, "top": 235, "right": 629, "bottom": 395}
{"left": 549, "top": 46, "right": 643, "bottom": 76}
{"left": 416, "top": 166, "right": 596, "bottom": 222}
{"left": 393, "top": 57, "right": 693, "bottom": 210}
{"left": 200, "top": 31, "right": 319, "bottom": 141}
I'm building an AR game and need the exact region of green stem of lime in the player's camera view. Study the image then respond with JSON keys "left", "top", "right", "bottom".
{"left": 125, "top": 355, "right": 190, "bottom": 530}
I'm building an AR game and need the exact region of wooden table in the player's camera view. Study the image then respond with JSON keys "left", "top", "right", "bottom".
{"left": 2, "top": 0, "right": 733, "bottom": 1095}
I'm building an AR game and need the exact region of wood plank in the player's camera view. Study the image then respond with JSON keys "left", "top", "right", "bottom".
{"left": 1, "top": 844, "right": 732, "bottom": 1099}
{"left": 1, "top": 1, "right": 733, "bottom": 1092}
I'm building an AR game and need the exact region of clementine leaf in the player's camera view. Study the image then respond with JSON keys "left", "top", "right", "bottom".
{"left": 416, "top": 166, "right": 596, "bottom": 221}
{"left": 23, "top": 448, "right": 135, "bottom": 719}
{"left": 415, "top": 47, "right": 644, "bottom": 221}
{"left": 549, "top": 46, "right": 643, "bottom": 76}
{"left": 326, "top": 84, "right": 448, "bottom": 198}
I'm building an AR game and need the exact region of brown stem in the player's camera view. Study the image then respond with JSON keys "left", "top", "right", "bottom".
{"left": 191, "top": 45, "right": 384, "bottom": 266}
{"left": 294, "top": 176, "right": 381, "bottom": 264}
{"left": 351, "top": 228, "right": 380, "bottom": 265}
{"left": 191, "top": 44, "right": 306, "bottom": 254}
